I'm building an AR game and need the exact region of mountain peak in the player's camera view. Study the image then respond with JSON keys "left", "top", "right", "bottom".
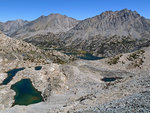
{"left": 64, "top": 8, "right": 150, "bottom": 42}
{"left": 37, "top": 13, "right": 77, "bottom": 21}
{"left": 48, "top": 13, "right": 77, "bottom": 20}
{"left": 120, "top": 8, "right": 131, "bottom": 12}
{"left": 8, "top": 12, "right": 79, "bottom": 38}
{"left": 119, "top": 8, "right": 138, "bottom": 14}
{"left": 99, "top": 9, "right": 140, "bottom": 19}
{"left": 15, "top": 19, "right": 25, "bottom": 22}
{"left": 117, "top": 8, "right": 140, "bottom": 16}
{"left": 50, "top": 13, "right": 64, "bottom": 16}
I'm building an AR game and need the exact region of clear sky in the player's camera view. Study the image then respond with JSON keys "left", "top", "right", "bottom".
{"left": 0, "top": 0, "right": 150, "bottom": 22}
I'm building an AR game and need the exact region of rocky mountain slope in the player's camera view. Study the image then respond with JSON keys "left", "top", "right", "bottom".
{"left": 62, "top": 34, "right": 150, "bottom": 57}
{"left": 0, "top": 19, "right": 29, "bottom": 36}
{"left": 1, "top": 9, "right": 150, "bottom": 57}
{"left": 23, "top": 9, "right": 150, "bottom": 57}
{"left": 10, "top": 14, "right": 79, "bottom": 39}
{"left": 59, "top": 9, "right": 150, "bottom": 55}
{"left": 24, "top": 32, "right": 62, "bottom": 49}
{"left": 61, "top": 9, "right": 150, "bottom": 40}
{"left": 0, "top": 31, "right": 73, "bottom": 64}
{"left": 0, "top": 13, "right": 79, "bottom": 40}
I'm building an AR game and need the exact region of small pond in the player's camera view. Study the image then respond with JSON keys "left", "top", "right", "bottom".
{"left": 101, "top": 77, "right": 122, "bottom": 82}
{"left": 101, "top": 77, "right": 117, "bottom": 82}
{"left": 35, "top": 66, "right": 42, "bottom": 70}
{"left": 77, "top": 53, "right": 104, "bottom": 60}
{"left": 11, "top": 79, "right": 43, "bottom": 106}
{"left": 1, "top": 68, "right": 25, "bottom": 85}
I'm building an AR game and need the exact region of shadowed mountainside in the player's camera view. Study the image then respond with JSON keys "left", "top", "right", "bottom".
{"left": 24, "top": 9, "right": 150, "bottom": 57}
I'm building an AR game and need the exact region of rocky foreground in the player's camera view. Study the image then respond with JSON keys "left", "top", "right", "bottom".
{"left": 0, "top": 44, "right": 150, "bottom": 112}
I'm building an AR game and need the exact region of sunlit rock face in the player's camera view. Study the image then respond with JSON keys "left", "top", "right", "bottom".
{"left": 0, "top": 19, "right": 29, "bottom": 36}
{"left": 0, "top": 31, "right": 73, "bottom": 64}
{"left": 0, "top": 14, "right": 79, "bottom": 39}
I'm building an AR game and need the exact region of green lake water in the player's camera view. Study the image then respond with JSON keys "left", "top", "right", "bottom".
{"left": 1, "top": 68, "right": 25, "bottom": 85}
{"left": 11, "top": 79, "right": 43, "bottom": 106}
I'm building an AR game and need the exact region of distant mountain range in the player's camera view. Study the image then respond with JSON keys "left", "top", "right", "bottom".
{"left": 1, "top": 9, "right": 150, "bottom": 57}
{"left": 0, "top": 14, "right": 79, "bottom": 39}
{"left": 64, "top": 9, "right": 150, "bottom": 39}
{"left": 0, "top": 19, "right": 29, "bottom": 36}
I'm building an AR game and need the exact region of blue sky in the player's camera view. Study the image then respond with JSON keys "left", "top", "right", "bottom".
{"left": 0, "top": 0, "right": 150, "bottom": 22}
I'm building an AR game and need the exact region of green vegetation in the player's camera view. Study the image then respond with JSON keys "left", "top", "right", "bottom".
{"left": 107, "top": 55, "right": 122, "bottom": 65}
{"left": 127, "top": 50, "right": 145, "bottom": 61}
{"left": 127, "top": 50, "right": 145, "bottom": 68}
